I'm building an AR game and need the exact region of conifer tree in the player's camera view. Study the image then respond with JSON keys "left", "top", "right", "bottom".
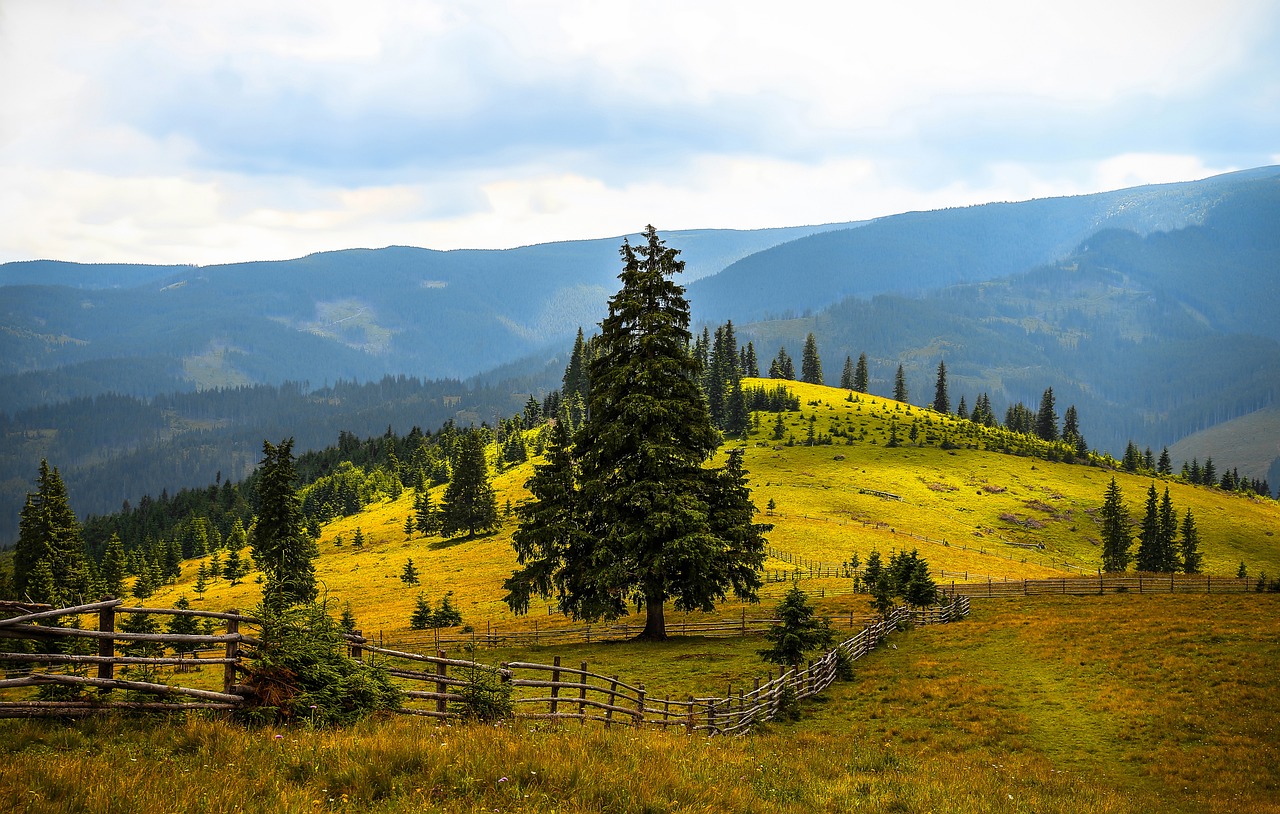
{"left": 15, "top": 460, "right": 92, "bottom": 604}
{"left": 759, "top": 584, "right": 833, "bottom": 669}
{"left": 1062, "top": 405, "right": 1087, "bottom": 453}
{"left": 1158, "top": 487, "right": 1179, "bottom": 572}
{"left": 743, "top": 341, "right": 759, "bottom": 377}
{"left": 1035, "top": 387, "right": 1058, "bottom": 441}
{"left": 400, "top": 558, "right": 420, "bottom": 586}
{"left": 193, "top": 561, "right": 209, "bottom": 597}
{"left": 440, "top": 430, "right": 499, "bottom": 539}
{"left": 1201, "top": 458, "right": 1217, "bottom": 487}
{"left": 504, "top": 227, "right": 766, "bottom": 640}
{"left": 853, "top": 353, "right": 870, "bottom": 394}
{"left": 414, "top": 489, "right": 442, "bottom": 536}
{"left": 1100, "top": 478, "right": 1132, "bottom": 572}
{"left": 893, "top": 364, "right": 908, "bottom": 403}
{"left": 251, "top": 438, "right": 317, "bottom": 610}
{"left": 410, "top": 594, "right": 434, "bottom": 630}
{"left": 166, "top": 595, "right": 201, "bottom": 637}
{"left": 840, "top": 355, "right": 855, "bottom": 389}
{"left": 1136, "top": 483, "right": 1162, "bottom": 572}
{"left": 339, "top": 602, "right": 358, "bottom": 634}
{"left": 770, "top": 346, "right": 795, "bottom": 380}
{"left": 956, "top": 396, "right": 968, "bottom": 420}
{"left": 800, "top": 333, "right": 824, "bottom": 385}
{"left": 562, "top": 327, "right": 589, "bottom": 404}
{"left": 100, "top": 534, "right": 128, "bottom": 599}
{"left": 1157, "top": 447, "right": 1172, "bottom": 475}
{"left": 224, "top": 546, "right": 247, "bottom": 586}
{"left": 1122, "top": 441, "right": 1141, "bottom": 473}
{"left": 1180, "top": 509, "right": 1202, "bottom": 574}
{"left": 932, "top": 361, "right": 949, "bottom": 413}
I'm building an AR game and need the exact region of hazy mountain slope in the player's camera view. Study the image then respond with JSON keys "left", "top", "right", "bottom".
{"left": 688, "top": 166, "right": 1280, "bottom": 323}
{"left": 1169, "top": 408, "right": 1280, "bottom": 483}
{"left": 737, "top": 193, "right": 1280, "bottom": 458}
{"left": 0, "top": 223, "right": 855, "bottom": 413}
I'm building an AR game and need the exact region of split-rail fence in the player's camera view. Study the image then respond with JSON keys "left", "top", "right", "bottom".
{"left": 0, "top": 595, "right": 969, "bottom": 734}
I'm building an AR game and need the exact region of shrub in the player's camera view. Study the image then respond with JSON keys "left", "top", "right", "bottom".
{"left": 236, "top": 601, "right": 401, "bottom": 727}
{"left": 450, "top": 663, "right": 513, "bottom": 722}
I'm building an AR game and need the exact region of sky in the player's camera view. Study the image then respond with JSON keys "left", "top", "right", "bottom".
{"left": 1, "top": 0, "right": 1277, "bottom": 266}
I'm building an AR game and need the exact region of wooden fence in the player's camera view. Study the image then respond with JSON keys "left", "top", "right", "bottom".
{"left": 374, "top": 597, "right": 970, "bottom": 734}
{"left": 0, "top": 598, "right": 256, "bottom": 718}
{"left": 938, "top": 574, "right": 1257, "bottom": 598}
{"left": 0, "top": 595, "right": 968, "bottom": 733}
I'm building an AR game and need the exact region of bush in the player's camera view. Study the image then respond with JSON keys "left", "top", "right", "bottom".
{"left": 450, "top": 663, "right": 513, "bottom": 722}
{"left": 236, "top": 601, "right": 401, "bottom": 727}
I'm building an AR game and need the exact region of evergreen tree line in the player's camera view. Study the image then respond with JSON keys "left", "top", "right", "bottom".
{"left": 1118, "top": 441, "right": 1271, "bottom": 498}
{"left": 1098, "top": 478, "right": 1203, "bottom": 574}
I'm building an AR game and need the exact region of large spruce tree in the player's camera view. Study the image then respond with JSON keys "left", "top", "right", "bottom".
{"left": 932, "top": 361, "right": 950, "bottom": 413}
{"left": 853, "top": 353, "right": 870, "bottom": 393}
{"left": 893, "top": 364, "right": 908, "bottom": 403}
{"left": 252, "top": 438, "right": 317, "bottom": 610}
{"left": 800, "top": 333, "right": 824, "bottom": 385}
{"left": 504, "top": 226, "right": 767, "bottom": 640}
{"left": 440, "top": 429, "right": 499, "bottom": 539}
{"left": 1035, "top": 387, "right": 1059, "bottom": 441}
{"left": 1099, "top": 478, "right": 1132, "bottom": 573}
{"left": 14, "top": 459, "right": 93, "bottom": 605}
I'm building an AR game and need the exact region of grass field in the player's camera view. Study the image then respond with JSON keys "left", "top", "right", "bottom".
{"left": 145, "top": 380, "right": 1280, "bottom": 647}
{"left": 3, "top": 594, "right": 1277, "bottom": 813}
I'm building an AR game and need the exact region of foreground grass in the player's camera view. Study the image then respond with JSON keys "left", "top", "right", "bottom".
{"left": 3, "top": 594, "right": 1277, "bottom": 814}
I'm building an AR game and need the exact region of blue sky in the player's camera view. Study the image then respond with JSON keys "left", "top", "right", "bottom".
{"left": 1, "top": 0, "right": 1277, "bottom": 265}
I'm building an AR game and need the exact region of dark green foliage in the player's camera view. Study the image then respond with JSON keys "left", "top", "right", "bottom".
{"left": 1100, "top": 478, "right": 1132, "bottom": 573}
{"left": 166, "top": 595, "right": 201, "bottom": 637}
{"left": 1157, "top": 447, "right": 1172, "bottom": 475}
{"left": 1062, "top": 405, "right": 1087, "bottom": 454}
{"left": 742, "top": 341, "right": 759, "bottom": 377}
{"left": 1180, "top": 509, "right": 1203, "bottom": 574}
{"left": 100, "top": 534, "right": 127, "bottom": 599}
{"left": 410, "top": 591, "right": 463, "bottom": 629}
{"left": 338, "top": 602, "right": 357, "bottom": 634}
{"left": 770, "top": 346, "right": 795, "bottom": 380}
{"left": 853, "top": 353, "right": 870, "bottom": 394}
{"left": 504, "top": 228, "right": 767, "bottom": 641}
{"left": 840, "top": 355, "right": 855, "bottom": 390}
{"left": 1136, "top": 484, "right": 1179, "bottom": 573}
{"left": 450, "top": 663, "right": 513, "bottom": 722}
{"left": 400, "top": 558, "right": 420, "bottom": 586}
{"left": 440, "top": 430, "right": 499, "bottom": 539}
{"left": 251, "top": 438, "right": 318, "bottom": 611}
{"left": 800, "top": 333, "right": 824, "bottom": 385}
{"left": 893, "top": 364, "right": 907, "bottom": 403}
{"left": 955, "top": 396, "right": 968, "bottom": 420}
{"left": 745, "top": 384, "right": 800, "bottom": 412}
{"left": 237, "top": 601, "right": 402, "bottom": 727}
{"left": 414, "top": 488, "right": 442, "bottom": 536}
{"left": 410, "top": 594, "right": 434, "bottom": 630}
{"left": 759, "top": 585, "right": 833, "bottom": 669}
{"left": 1035, "top": 387, "right": 1059, "bottom": 441}
{"left": 15, "top": 460, "right": 93, "bottom": 605}
{"left": 932, "top": 361, "right": 949, "bottom": 414}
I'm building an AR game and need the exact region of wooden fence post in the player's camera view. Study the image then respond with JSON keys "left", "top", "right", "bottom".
{"left": 578, "top": 661, "right": 588, "bottom": 724}
{"left": 223, "top": 609, "right": 239, "bottom": 696}
{"left": 635, "top": 683, "right": 645, "bottom": 728}
{"left": 604, "top": 676, "right": 619, "bottom": 728}
{"left": 549, "top": 655, "right": 561, "bottom": 717}
{"left": 435, "top": 651, "right": 448, "bottom": 716}
{"left": 685, "top": 694, "right": 695, "bottom": 733}
{"left": 349, "top": 629, "right": 363, "bottom": 661}
{"left": 97, "top": 597, "right": 115, "bottom": 685}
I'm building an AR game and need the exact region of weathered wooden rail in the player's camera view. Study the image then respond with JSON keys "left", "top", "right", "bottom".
{"left": 938, "top": 574, "right": 1257, "bottom": 598}
{"left": 0, "top": 595, "right": 971, "bottom": 732}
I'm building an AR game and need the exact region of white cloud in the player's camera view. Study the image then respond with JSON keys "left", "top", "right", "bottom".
{"left": 0, "top": 0, "right": 1276, "bottom": 264}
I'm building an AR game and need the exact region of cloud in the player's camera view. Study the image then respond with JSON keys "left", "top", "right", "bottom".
{"left": 1, "top": 0, "right": 1278, "bottom": 264}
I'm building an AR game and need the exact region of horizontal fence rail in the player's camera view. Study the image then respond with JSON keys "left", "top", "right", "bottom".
{"left": 938, "top": 574, "right": 1257, "bottom": 598}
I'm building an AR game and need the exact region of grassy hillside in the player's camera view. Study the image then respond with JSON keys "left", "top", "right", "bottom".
{"left": 3, "top": 594, "right": 1277, "bottom": 813}
{"left": 149, "top": 381, "right": 1280, "bottom": 642}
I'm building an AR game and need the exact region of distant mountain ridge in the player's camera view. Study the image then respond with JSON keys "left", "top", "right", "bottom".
{"left": 1, "top": 166, "right": 1278, "bottom": 544}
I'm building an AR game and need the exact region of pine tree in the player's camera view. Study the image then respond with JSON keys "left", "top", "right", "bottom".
{"left": 166, "top": 595, "right": 201, "bottom": 637}
{"left": 800, "top": 333, "right": 824, "bottom": 385}
{"left": 840, "top": 355, "right": 855, "bottom": 389}
{"left": 15, "top": 460, "right": 92, "bottom": 604}
{"left": 251, "top": 438, "right": 317, "bottom": 610}
{"left": 932, "top": 361, "right": 949, "bottom": 413}
{"left": 1122, "top": 441, "right": 1141, "bottom": 473}
{"left": 224, "top": 546, "right": 247, "bottom": 586}
{"left": 758, "top": 584, "right": 833, "bottom": 669}
{"left": 414, "top": 489, "right": 442, "bottom": 536}
{"left": 956, "top": 396, "right": 968, "bottom": 421}
{"left": 1201, "top": 458, "right": 1217, "bottom": 487}
{"left": 404, "top": 515, "right": 415, "bottom": 536}
{"left": 1180, "top": 509, "right": 1202, "bottom": 574}
{"left": 193, "top": 561, "right": 210, "bottom": 597}
{"left": 1035, "top": 387, "right": 1058, "bottom": 441}
{"left": 853, "top": 353, "right": 870, "bottom": 394}
{"left": 1061, "top": 405, "right": 1087, "bottom": 453}
{"left": 562, "top": 327, "right": 589, "bottom": 404}
{"left": 400, "top": 558, "right": 420, "bottom": 586}
{"left": 1100, "top": 478, "right": 1132, "bottom": 573}
{"left": 409, "top": 594, "right": 434, "bottom": 630}
{"left": 1157, "top": 447, "right": 1172, "bottom": 475}
{"left": 1157, "top": 487, "right": 1179, "bottom": 572}
{"left": 893, "top": 364, "right": 908, "bottom": 403}
{"left": 100, "top": 534, "right": 127, "bottom": 599}
{"left": 771, "top": 346, "right": 795, "bottom": 380}
{"left": 440, "top": 430, "right": 499, "bottom": 539}
{"left": 503, "top": 227, "right": 766, "bottom": 641}
{"left": 743, "top": 342, "right": 759, "bottom": 377}
{"left": 339, "top": 603, "right": 358, "bottom": 634}
{"left": 1136, "top": 483, "right": 1161, "bottom": 572}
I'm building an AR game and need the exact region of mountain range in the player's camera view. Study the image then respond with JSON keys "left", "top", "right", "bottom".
{"left": 1, "top": 166, "right": 1277, "bottom": 542}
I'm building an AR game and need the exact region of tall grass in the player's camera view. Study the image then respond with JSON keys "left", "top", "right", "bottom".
{"left": 3, "top": 594, "right": 1277, "bottom": 813}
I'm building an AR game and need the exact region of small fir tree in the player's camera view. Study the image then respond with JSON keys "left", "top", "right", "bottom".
{"left": 1180, "top": 509, "right": 1203, "bottom": 574}
{"left": 400, "top": 558, "right": 420, "bottom": 586}
{"left": 800, "top": 333, "right": 824, "bottom": 385}
{"left": 932, "top": 361, "right": 950, "bottom": 414}
{"left": 853, "top": 353, "right": 870, "bottom": 393}
{"left": 840, "top": 355, "right": 855, "bottom": 389}
{"left": 1099, "top": 478, "right": 1132, "bottom": 573}
{"left": 759, "top": 584, "right": 833, "bottom": 669}
{"left": 893, "top": 364, "right": 908, "bottom": 403}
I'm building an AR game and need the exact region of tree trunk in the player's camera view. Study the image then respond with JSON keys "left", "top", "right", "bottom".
{"left": 638, "top": 584, "right": 666, "bottom": 641}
